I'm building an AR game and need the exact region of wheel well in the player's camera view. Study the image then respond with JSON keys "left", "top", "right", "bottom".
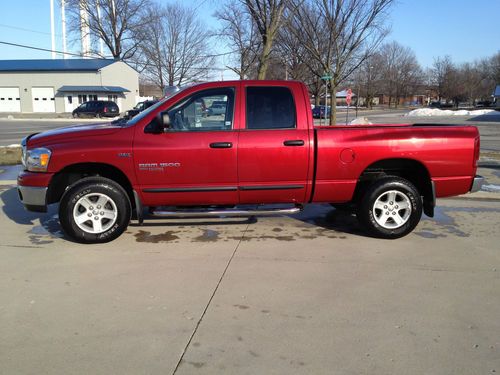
{"left": 47, "top": 163, "right": 135, "bottom": 208}
{"left": 355, "top": 158, "right": 433, "bottom": 213}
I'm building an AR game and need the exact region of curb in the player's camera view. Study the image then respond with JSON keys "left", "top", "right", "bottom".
{"left": 0, "top": 180, "right": 17, "bottom": 186}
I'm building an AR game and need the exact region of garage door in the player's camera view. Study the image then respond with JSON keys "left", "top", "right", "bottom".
{"left": 0, "top": 87, "right": 21, "bottom": 112}
{"left": 32, "top": 87, "right": 55, "bottom": 113}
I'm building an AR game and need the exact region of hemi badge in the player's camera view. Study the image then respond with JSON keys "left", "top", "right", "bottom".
{"left": 117, "top": 152, "right": 132, "bottom": 158}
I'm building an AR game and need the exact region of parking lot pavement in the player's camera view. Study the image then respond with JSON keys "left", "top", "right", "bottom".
{"left": 1, "top": 170, "right": 500, "bottom": 374}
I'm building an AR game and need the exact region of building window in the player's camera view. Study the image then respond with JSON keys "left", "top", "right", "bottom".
{"left": 108, "top": 95, "right": 118, "bottom": 102}
{"left": 78, "top": 94, "right": 88, "bottom": 104}
{"left": 68, "top": 95, "right": 72, "bottom": 104}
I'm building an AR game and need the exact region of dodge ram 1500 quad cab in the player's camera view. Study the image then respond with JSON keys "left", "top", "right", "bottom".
{"left": 17, "top": 80, "right": 483, "bottom": 243}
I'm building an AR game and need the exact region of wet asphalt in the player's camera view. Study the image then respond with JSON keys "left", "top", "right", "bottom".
{"left": 0, "top": 164, "right": 499, "bottom": 374}
{"left": 1, "top": 109, "right": 499, "bottom": 374}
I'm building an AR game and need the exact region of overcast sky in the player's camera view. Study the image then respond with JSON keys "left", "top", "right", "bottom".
{"left": 0, "top": 0, "right": 498, "bottom": 70}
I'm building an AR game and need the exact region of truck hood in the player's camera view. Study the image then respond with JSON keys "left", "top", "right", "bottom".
{"left": 28, "top": 122, "right": 123, "bottom": 147}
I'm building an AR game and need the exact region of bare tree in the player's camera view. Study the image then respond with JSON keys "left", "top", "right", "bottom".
{"left": 492, "top": 51, "right": 500, "bottom": 83}
{"left": 66, "top": 0, "right": 150, "bottom": 60}
{"left": 139, "top": 2, "right": 215, "bottom": 89}
{"left": 288, "top": 0, "right": 393, "bottom": 124}
{"left": 350, "top": 54, "right": 384, "bottom": 108}
{"left": 376, "top": 41, "right": 423, "bottom": 107}
{"left": 242, "top": 0, "right": 289, "bottom": 79}
{"left": 215, "top": 0, "right": 260, "bottom": 79}
{"left": 431, "top": 56, "right": 456, "bottom": 102}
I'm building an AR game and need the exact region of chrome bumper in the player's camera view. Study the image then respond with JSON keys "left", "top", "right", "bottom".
{"left": 470, "top": 175, "right": 484, "bottom": 193}
{"left": 18, "top": 185, "right": 48, "bottom": 210}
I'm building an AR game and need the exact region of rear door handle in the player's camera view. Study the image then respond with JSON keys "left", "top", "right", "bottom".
{"left": 283, "top": 140, "right": 304, "bottom": 146}
{"left": 210, "top": 142, "right": 233, "bottom": 149}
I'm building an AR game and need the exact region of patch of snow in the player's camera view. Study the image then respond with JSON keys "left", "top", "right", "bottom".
{"left": 405, "top": 108, "right": 496, "bottom": 117}
{"left": 481, "top": 184, "right": 500, "bottom": 192}
{"left": 6, "top": 144, "right": 21, "bottom": 148}
{"left": 349, "top": 117, "right": 372, "bottom": 125}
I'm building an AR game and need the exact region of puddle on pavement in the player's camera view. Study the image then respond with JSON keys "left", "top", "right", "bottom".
{"left": 134, "top": 230, "right": 181, "bottom": 243}
{"left": 132, "top": 206, "right": 354, "bottom": 245}
{"left": 416, "top": 205, "right": 500, "bottom": 239}
{"left": 194, "top": 229, "right": 219, "bottom": 242}
{"left": 26, "top": 214, "right": 64, "bottom": 245}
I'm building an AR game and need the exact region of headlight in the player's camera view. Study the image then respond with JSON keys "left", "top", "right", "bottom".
{"left": 26, "top": 148, "right": 52, "bottom": 172}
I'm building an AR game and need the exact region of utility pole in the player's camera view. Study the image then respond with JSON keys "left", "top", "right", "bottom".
{"left": 96, "top": 0, "right": 105, "bottom": 56}
{"left": 50, "top": 0, "right": 56, "bottom": 59}
{"left": 61, "top": 0, "right": 67, "bottom": 59}
{"left": 80, "top": 0, "right": 91, "bottom": 57}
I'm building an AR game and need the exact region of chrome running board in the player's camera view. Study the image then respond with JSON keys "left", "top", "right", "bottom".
{"left": 150, "top": 205, "right": 303, "bottom": 218}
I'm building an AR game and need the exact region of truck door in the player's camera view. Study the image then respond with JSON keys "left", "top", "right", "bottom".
{"left": 237, "top": 84, "right": 311, "bottom": 204}
{"left": 134, "top": 86, "right": 239, "bottom": 206}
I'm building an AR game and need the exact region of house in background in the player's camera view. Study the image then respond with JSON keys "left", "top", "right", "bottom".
{"left": 0, "top": 59, "right": 139, "bottom": 114}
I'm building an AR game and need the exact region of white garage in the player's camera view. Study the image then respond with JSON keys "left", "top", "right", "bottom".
{"left": 32, "top": 87, "right": 55, "bottom": 113}
{"left": 0, "top": 87, "right": 21, "bottom": 112}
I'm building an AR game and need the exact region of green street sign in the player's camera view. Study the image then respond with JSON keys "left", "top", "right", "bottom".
{"left": 321, "top": 75, "right": 332, "bottom": 80}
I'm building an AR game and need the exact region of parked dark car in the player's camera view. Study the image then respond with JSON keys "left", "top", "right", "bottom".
{"left": 312, "top": 105, "right": 331, "bottom": 118}
{"left": 429, "top": 101, "right": 453, "bottom": 109}
{"left": 475, "top": 100, "right": 493, "bottom": 108}
{"left": 72, "top": 101, "right": 119, "bottom": 118}
{"left": 123, "top": 100, "right": 159, "bottom": 120}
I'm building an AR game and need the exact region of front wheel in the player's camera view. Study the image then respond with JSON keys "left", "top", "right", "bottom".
{"left": 356, "top": 177, "right": 422, "bottom": 239}
{"left": 59, "top": 177, "right": 131, "bottom": 243}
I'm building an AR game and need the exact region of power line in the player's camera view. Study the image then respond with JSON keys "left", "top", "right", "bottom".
{"left": 0, "top": 23, "right": 62, "bottom": 37}
{"left": 1, "top": 39, "right": 240, "bottom": 60}
{"left": 0, "top": 40, "right": 86, "bottom": 58}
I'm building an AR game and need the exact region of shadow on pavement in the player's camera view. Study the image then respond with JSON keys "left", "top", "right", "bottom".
{"left": 467, "top": 113, "right": 500, "bottom": 123}
{"left": 0, "top": 186, "right": 62, "bottom": 238}
{"left": 291, "top": 204, "right": 370, "bottom": 238}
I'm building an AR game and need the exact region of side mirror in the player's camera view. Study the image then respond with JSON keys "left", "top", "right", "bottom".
{"left": 158, "top": 112, "right": 171, "bottom": 132}
{"left": 151, "top": 111, "right": 172, "bottom": 133}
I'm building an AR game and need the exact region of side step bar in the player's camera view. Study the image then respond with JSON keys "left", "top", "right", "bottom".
{"left": 150, "top": 205, "right": 303, "bottom": 218}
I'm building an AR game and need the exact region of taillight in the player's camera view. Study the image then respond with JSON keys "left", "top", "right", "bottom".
{"left": 104, "top": 107, "right": 108, "bottom": 113}
{"left": 473, "top": 136, "right": 480, "bottom": 168}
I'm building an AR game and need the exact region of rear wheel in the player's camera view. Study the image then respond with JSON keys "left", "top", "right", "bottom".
{"left": 59, "top": 177, "right": 131, "bottom": 243}
{"left": 356, "top": 177, "right": 422, "bottom": 239}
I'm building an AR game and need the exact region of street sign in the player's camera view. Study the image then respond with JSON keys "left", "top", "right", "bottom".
{"left": 346, "top": 88, "right": 353, "bottom": 106}
{"left": 321, "top": 75, "right": 332, "bottom": 80}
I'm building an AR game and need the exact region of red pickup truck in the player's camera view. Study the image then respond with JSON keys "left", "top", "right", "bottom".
{"left": 17, "top": 80, "right": 483, "bottom": 243}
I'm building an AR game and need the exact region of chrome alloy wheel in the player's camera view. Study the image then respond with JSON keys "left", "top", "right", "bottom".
{"left": 372, "top": 190, "right": 412, "bottom": 229}
{"left": 72, "top": 193, "right": 118, "bottom": 234}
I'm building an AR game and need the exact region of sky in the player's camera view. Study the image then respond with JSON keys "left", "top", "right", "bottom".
{"left": 0, "top": 0, "right": 499, "bottom": 71}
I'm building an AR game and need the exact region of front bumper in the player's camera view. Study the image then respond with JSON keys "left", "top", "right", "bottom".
{"left": 18, "top": 185, "right": 48, "bottom": 212}
{"left": 17, "top": 170, "right": 53, "bottom": 213}
{"left": 470, "top": 175, "right": 484, "bottom": 193}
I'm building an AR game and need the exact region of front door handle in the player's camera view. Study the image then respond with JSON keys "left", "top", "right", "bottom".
{"left": 283, "top": 140, "right": 304, "bottom": 146}
{"left": 210, "top": 142, "right": 233, "bottom": 149}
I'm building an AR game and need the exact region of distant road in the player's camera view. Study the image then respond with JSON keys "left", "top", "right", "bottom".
{"left": 0, "top": 120, "right": 77, "bottom": 146}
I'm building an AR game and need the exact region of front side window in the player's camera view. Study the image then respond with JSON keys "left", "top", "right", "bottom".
{"left": 165, "top": 88, "right": 234, "bottom": 132}
{"left": 246, "top": 86, "right": 296, "bottom": 130}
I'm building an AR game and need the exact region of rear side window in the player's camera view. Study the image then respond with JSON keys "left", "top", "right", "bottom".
{"left": 246, "top": 86, "right": 296, "bottom": 130}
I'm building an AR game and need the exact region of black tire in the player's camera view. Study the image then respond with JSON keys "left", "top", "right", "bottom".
{"left": 356, "top": 177, "right": 422, "bottom": 239}
{"left": 72, "top": 112, "right": 79, "bottom": 119}
{"left": 59, "top": 177, "right": 131, "bottom": 243}
{"left": 96, "top": 112, "right": 102, "bottom": 119}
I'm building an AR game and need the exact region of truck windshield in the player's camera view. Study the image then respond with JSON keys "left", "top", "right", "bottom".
{"left": 125, "top": 85, "right": 191, "bottom": 126}
{"left": 125, "top": 99, "right": 167, "bottom": 126}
